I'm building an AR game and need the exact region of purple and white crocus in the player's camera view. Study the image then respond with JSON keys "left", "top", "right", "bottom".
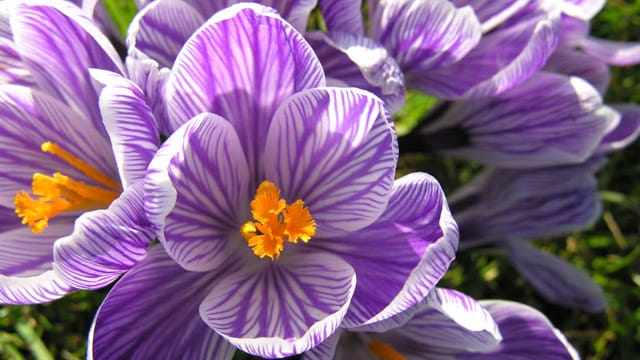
{"left": 87, "top": 4, "right": 458, "bottom": 359}
{"left": 0, "top": 1, "right": 156, "bottom": 304}
{"left": 310, "top": 0, "right": 562, "bottom": 111}
{"left": 305, "top": 288, "right": 579, "bottom": 359}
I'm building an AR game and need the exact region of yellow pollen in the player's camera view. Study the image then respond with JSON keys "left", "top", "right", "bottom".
{"left": 14, "top": 142, "right": 121, "bottom": 233}
{"left": 240, "top": 181, "right": 316, "bottom": 260}
{"left": 368, "top": 339, "right": 407, "bottom": 360}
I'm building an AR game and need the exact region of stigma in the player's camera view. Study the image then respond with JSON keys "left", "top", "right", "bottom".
{"left": 14, "top": 142, "right": 120, "bottom": 233}
{"left": 240, "top": 181, "right": 316, "bottom": 260}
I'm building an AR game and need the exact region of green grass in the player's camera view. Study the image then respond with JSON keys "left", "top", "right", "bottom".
{"left": 2, "top": 1, "right": 640, "bottom": 359}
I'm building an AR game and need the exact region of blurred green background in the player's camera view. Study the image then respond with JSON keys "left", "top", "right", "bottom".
{"left": 1, "top": 1, "right": 639, "bottom": 359}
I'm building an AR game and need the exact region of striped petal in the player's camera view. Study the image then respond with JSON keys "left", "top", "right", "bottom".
{"left": 166, "top": 3, "right": 325, "bottom": 178}
{"left": 96, "top": 70, "right": 160, "bottom": 188}
{"left": 314, "top": 173, "right": 458, "bottom": 328}
{"left": 595, "top": 104, "right": 640, "bottom": 155}
{"left": 450, "top": 0, "right": 530, "bottom": 33}
{"left": 125, "top": 50, "right": 171, "bottom": 136}
{"left": 544, "top": 48, "right": 610, "bottom": 93}
{"left": 145, "top": 114, "right": 250, "bottom": 272}
{"left": 264, "top": 88, "right": 397, "bottom": 237}
{"left": 306, "top": 31, "right": 405, "bottom": 114}
{"left": 455, "top": 166, "right": 602, "bottom": 249}
{"left": 199, "top": 251, "right": 356, "bottom": 358}
{"left": 580, "top": 37, "right": 640, "bottom": 67}
{"left": 127, "top": 0, "right": 205, "bottom": 68}
{"left": 318, "top": 0, "right": 364, "bottom": 34}
{"left": 472, "top": 301, "right": 580, "bottom": 359}
{"left": 10, "top": 0, "right": 124, "bottom": 128}
{"left": 0, "top": 222, "right": 74, "bottom": 304}
{"left": 177, "top": 0, "right": 316, "bottom": 32}
{"left": 421, "top": 0, "right": 561, "bottom": 98}
{"left": 562, "top": 0, "right": 605, "bottom": 21}
{"left": 89, "top": 246, "right": 236, "bottom": 360}
{"left": 0, "top": 85, "right": 117, "bottom": 205}
{"left": 371, "top": 0, "right": 481, "bottom": 77}
{"left": 0, "top": 37, "right": 34, "bottom": 86}
{"left": 0, "top": 269, "right": 72, "bottom": 305}
{"left": 54, "top": 182, "right": 154, "bottom": 290}
{"left": 424, "top": 73, "right": 616, "bottom": 168}
{"left": 382, "top": 288, "right": 501, "bottom": 354}
{"left": 504, "top": 239, "right": 607, "bottom": 312}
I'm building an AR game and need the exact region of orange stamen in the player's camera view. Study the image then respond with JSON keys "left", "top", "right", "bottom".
{"left": 240, "top": 181, "right": 316, "bottom": 260}
{"left": 14, "top": 142, "right": 120, "bottom": 233}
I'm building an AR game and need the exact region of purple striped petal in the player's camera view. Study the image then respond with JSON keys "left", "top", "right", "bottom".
{"left": 264, "top": 88, "right": 397, "bottom": 237}
{"left": 0, "top": 85, "right": 117, "bottom": 205}
{"left": 0, "top": 222, "right": 74, "bottom": 304}
{"left": 579, "top": 37, "right": 640, "bottom": 66}
{"left": 544, "top": 48, "right": 610, "bottom": 93}
{"left": 504, "top": 239, "right": 607, "bottom": 312}
{"left": 166, "top": 4, "right": 325, "bottom": 178}
{"left": 145, "top": 114, "right": 250, "bottom": 272}
{"left": 421, "top": 0, "right": 561, "bottom": 98}
{"left": 125, "top": 50, "right": 171, "bottom": 136}
{"left": 301, "top": 330, "right": 341, "bottom": 360}
{"left": 371, "top": 0, "right": 481, "bottom": 78}
{"left": 10, "top": 1, "right": 124, "bottom": 128}
{"left": 306, "top": 31, "right": 405, "bottom": 114}
{"left": 127, "top": 0, "right": 205, "bottom": 68}
{"left": 424, "top": 73, "right": 616, "bottom": 168}
{"left": 89, "top": 246, "right": 236, "bottom": 360}
{"left": 373, "top": 288, "right": 501, "bottom": 356}
{"left": 451, "top": 0, "right": 529, "bottom": 32}
{"left": 562, "top": 0, "right": 605, "bottom": 20}
{"left": 470, "top": 301, "right": 580, "bottom": 359}
{"left": 0, "top": 38, "right": 34, "bottom": 86}
{"left": 0, "top": 269, "right": 72, "bottom": 305}
{"left": 96, "top": 70, "right": 160, "bottom": 187}
{"left": 175, "top": 0, "right": 316, "bottom": 32}
{"left": 314, "top": 173, "right": 458, "bottom": 328}
{"left": 200, "top": 251, "right": 356, "bottom": 358}
{"left": 53, "top": 182, "right": 154, "bottom": 290}
{"left": 595, "top": 104, "right": 640, "bottom": 155}
{"left": 455, "top": 167, "right": 602, "bottom": 249}
{"left": 318, "top": 0, "right": 364, "bottom": 34}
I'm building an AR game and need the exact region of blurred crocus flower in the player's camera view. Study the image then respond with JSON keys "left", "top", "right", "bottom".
{"left": 0, "top": 0, "right": 156, "bottom": 304}
{"left": 448, "top": 105, "right": 640, "bottom": 311}
{"left": 450, "top": 159, "right": 605, "bottom": 250}
{"left": 542, "top": 1, "right": 640, "bottom": 94}
{"left": 404, "top": 72, "right": 618, "bottom": 168}
{"left": 305, "top": 288, "right": 579, "bottom": 359}
{"left": 87, "top": 5, "right": 458, "bottom": 358}
{"left": 310, "top": 0, "right": 562, "bottom": 111}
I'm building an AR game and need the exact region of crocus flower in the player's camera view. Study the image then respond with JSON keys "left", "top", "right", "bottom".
{"left": 0, "top": 0, "right": 156, "bottom": 304}
{"left": 313, "top": 0, "right": 561, "bottom": 101}
{"left": 304, "top": 288, "right": 579, "bottom": 359}
{"left": 450, "top": 158, "right": 606, "bottom": 250}
{"left": 87, "top": 5, "right": 458, "bottom": 358}
{"left": 404, "top": 72, "right": 618, "bottom": 168}
{"left": 504, "top": 239, "right": 607, "bottom": 312}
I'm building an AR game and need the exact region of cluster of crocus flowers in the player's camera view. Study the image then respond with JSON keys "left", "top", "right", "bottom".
{"left": 0, "top": 0, "right": 637, "bottom": 359}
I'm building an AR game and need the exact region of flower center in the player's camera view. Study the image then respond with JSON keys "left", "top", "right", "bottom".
{"left": 240, "top": 181, "right": 316, "bottom": 260}
{"left": 14, "top": 142, "right": 121, "bottom": 233}
{"left": 368, "top": 338, "right": 406, "bottom": 360}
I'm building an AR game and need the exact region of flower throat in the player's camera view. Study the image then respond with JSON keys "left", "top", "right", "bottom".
{"left": 14, "top": 142, "right": 120, "bottom": 233}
